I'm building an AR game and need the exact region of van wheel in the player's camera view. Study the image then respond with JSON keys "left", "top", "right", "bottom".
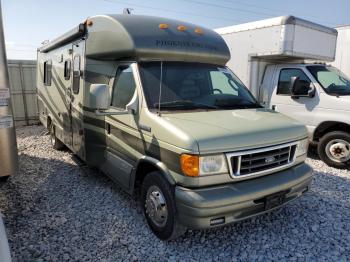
{"left": 0, "top": 176, "right": 9, "bottom": 182}
{"left": 141, "top": 171, "right": 186, "bottom": 240}
{"left": 50, "top": 125, "right": 65, "bottom": 150}
{"left": 318, "top": 131, "right": 350, "bottom": 168}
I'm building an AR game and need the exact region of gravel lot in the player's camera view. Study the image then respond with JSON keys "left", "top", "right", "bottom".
{"left": 0, "top": 125, "right": 350, "bottom": 261}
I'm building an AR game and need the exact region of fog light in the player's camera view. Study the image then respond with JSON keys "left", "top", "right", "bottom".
{"left": 210, "top": 217, "right": 225, "bottom": 226}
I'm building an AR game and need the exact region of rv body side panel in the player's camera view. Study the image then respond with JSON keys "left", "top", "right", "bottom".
{"left": 37, "top": 39, "right": 87, "bottom": 160}
{"left": 37, "top": 44, "right": 73, "bottom": 146}
{"left": 332, "top": 26, "right": 350, "bottom": 77}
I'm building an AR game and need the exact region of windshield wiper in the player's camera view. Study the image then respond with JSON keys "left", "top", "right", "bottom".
{"left": 154, "top": 100, "right": 218, "bottom": 110}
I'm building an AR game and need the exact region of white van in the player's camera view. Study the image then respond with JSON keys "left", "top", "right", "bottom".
{"left": 216, "top": 16, "right": 350, "bottom": 168}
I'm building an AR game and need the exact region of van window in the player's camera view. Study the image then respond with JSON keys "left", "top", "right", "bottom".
{"left": 43, "top": 60, "right": 52, "bottom": 86}
{"left": 64, "top": 60, "right": 71, "bottom": 80}
{"left": 277, "top": 69, "right": 311, "bottom": 95}
{"left": 111, "top": 66, "right": 136, "bottom": 109}
{"left": 72, "top": 55, "right": 80, "bottom": 94}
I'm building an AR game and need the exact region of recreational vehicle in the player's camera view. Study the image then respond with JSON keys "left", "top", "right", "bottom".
{"left": 217, "top": 16, "right": 350, "bottom": 168}
{"left": 37, "top": 14, "right": 312, "bottom": 240}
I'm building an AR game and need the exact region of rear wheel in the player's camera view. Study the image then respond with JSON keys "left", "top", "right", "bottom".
{"left": 318, "top": 131, "right": 350, "bottom": 168}
{"left": 0, "top": 176, "right": 9, "bottom": 182}
{"left": 141, "top": 171, "right": 186, "bottom": 240}
{"left": 50, "top": 125, "right": 65, "bottom": 150}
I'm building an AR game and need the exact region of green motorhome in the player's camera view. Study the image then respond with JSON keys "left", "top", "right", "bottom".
{"left": 37, "top": 14, "right": 313, "bottom": 240}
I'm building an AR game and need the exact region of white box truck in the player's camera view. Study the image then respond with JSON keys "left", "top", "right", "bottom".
{"left": 331, "top": 25, "right": 350, "bottom": 77}
{"left": 216, "top": 16, "right": 350, "bottom": 168}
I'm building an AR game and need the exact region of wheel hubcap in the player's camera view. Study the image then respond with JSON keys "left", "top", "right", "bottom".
{"left": 325, "top": 139, "right": 350, "bottom": 163}
{"left": 145, "top": 186, "right": 168, "bottom": 227}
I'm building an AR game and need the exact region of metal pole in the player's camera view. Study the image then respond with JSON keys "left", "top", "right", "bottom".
{"left": 0, "top": 0, "right": 18, "bottom": 178}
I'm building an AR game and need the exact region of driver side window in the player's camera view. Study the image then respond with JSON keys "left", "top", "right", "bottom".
{"left": 111, "top": 65, "right": 136, "bottom": 109}
{"left": 277, "top": 69, "right": 311, "bottom": 96}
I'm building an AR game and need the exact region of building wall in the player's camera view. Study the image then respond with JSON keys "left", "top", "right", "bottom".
{"left": 8, "top": 59, "right": 38, "bottom": 126}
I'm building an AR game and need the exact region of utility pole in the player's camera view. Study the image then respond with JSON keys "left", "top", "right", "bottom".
{"left": 0, "top": 0, "right": 18, "bottom": 179}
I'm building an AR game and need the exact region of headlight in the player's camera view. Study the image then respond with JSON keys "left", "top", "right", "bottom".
{"left": 200, "top": 155, "right": 228, "bottom": 175}
{"left": 296, "top": 138, "right": 309, "bottom": 157}
{"left": 180, "top": 154, "right": 228, "bottom": 177}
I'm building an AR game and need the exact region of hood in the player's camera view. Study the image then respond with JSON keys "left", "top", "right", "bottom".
{"left": 319, "top": 92, "right": 350, "bottom": 111}
{"left": 160, "top": 108, "right": 307, "bottom": 153}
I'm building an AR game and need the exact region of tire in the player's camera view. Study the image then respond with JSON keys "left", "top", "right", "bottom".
{"left": 50, "top": 125, "right": 65, "bottom": 150}
{"left": 318, "top": 131, "right": 350, "bottom": 169}
{"left": 141, "top": 171, "right": 186, "bottom": 240}
{"left": 0, "top": 176, "right": 10, "bottom": 182}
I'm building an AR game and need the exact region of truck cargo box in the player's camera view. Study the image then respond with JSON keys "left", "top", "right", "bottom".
{"left": 216, "top": 16, "right": 338, "bottom": 62}
{"left": 331, "top": 25, "right": 350, "bottom": 77}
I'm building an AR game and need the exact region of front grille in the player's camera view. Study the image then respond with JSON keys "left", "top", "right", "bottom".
{"left": 227, "top": 143, "right": 297, "bottom": 178}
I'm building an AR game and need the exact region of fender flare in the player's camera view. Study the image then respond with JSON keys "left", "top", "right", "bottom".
{"left": 130, "top": 156, "right": 176, "bottom": 193}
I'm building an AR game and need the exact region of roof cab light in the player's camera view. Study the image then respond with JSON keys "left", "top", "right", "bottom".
{"left": 177, "top": 25, "right": 187, "bottom": 32}
{"left": 195, "top": 28, "right": 203, "bottom": 34}
{"left": 159, "top": 23, "right": 169, "bottom": 29}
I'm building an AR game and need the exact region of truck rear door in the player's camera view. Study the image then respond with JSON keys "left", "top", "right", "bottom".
{"left": 269, "top": 65, "right": 318, "bottom": 130}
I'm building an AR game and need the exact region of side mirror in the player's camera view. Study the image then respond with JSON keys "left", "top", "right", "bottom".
{"left": 90, "top": 84, "right": 110, "bottom": 110}
{"left": 290, "top": 77, "right": 315, "bottom": 98}
{"left": 289, "top": 76, "right": 300, "bottom": 97}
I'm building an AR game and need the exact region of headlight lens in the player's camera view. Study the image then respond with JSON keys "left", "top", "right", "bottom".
{"left": 200, "top": 154, "right": 228, "bottom": 175}
{"left": 296, "top": 138, "right": 309, "bottom": 157}
{"left": 180, "top": 154, "right": 228, "bottom": 177}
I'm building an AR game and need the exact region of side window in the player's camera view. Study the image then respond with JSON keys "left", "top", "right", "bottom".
{"left": 111, "top": 66, "right": 136, "bottom": 109}
{"left": 64, "top": 60, "right": 71, "bottom": 80}
{"left": 72, "top": 55, "right": 80, "bottom": 94}
{"left": 43, "top": 60, "right": 52, "bottom": 86}
{"left": 277, "top": 69, "right": 311, "bottom": 95}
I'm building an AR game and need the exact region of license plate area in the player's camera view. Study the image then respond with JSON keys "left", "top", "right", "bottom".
{"left": 264, "top": 191, "right": 288, "bottom": 210}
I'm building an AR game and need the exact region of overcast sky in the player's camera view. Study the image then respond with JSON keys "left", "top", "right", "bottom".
{"left": 3, "top": 0, "right": 350, "bottom": 60}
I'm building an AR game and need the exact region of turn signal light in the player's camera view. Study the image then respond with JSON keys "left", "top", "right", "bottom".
{"left": 180, "top": 154, "right": 199, "bottom": 177}
{"left": 159, "top": 23, "right": 169, "bottom": 29}
{"left": 177, "top": 25, "right": 187, "bottom": 31}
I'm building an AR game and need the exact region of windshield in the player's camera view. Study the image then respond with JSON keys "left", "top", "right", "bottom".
{"left": 139, "top": 62, "right": 261, "bottom": 112}
{"left": 307, "top": 66, "right": 350, "bottom": 96}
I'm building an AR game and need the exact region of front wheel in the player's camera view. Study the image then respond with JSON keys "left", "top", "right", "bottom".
{"left": 141, "top": 171, "right": 186, "bottom": 240}
{"left": 318, "top": 131, "right": 350, "bottom": 168}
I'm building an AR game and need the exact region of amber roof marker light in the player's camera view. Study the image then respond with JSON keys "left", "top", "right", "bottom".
{"left": 195, "top": 28, "right": 203, "bottom": 34}
{"left": 159, "top": 23, "right": 169, "bottom": 29}
{"left": 177, "top": 25, "right": 187, "bottom": 32}
{"left": 85, "top": 19, "right": 93, "bottom": 27}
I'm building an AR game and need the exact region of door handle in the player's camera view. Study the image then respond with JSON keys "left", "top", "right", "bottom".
{"left": 271, "top": 105, "right": 276, "bottom": 111}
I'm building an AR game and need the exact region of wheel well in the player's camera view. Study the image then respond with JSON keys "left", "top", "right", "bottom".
{"left": 134, "top": 161, "right": 160, "bottom": 189}
{"left": 313, "top": 121, "right": 350, "bottom": 142}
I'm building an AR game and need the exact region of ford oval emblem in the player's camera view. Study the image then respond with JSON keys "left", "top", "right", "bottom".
{"left": 265, "top": 156, "right": 275, "bottom": 163}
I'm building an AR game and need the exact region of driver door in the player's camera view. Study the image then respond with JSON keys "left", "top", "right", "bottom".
{"left": 270, "top": 67, "right": 319, "bottom": 128}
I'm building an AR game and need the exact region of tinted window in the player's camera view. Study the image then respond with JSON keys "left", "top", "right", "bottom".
{"left": 111, "top": 66, "right": 136, "bottom": 109}
{"left": 277, "top": 69, "right": 311, "bottom": 95}
{"left": 307, "top": 66, "right": 350, "bottom": 96}
{"left": 72, "top": 56, "right": 80, "bottom": 94}
{"left": 43, "top": 60, "right": 52, "bottom": 86}
{"left": 139, "top": 62, "right": 260, "bottom": 111}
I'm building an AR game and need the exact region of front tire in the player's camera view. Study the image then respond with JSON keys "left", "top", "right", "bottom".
{"left": 141, "top": 171, "right": 186, "bottom": 240}
{"left": 318, "top": 131, "right": 350, "bottom": 168}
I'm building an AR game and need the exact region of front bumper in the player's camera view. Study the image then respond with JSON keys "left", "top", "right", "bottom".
{"left": 175, "top": 163, "right": 313, "bottom": 229}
